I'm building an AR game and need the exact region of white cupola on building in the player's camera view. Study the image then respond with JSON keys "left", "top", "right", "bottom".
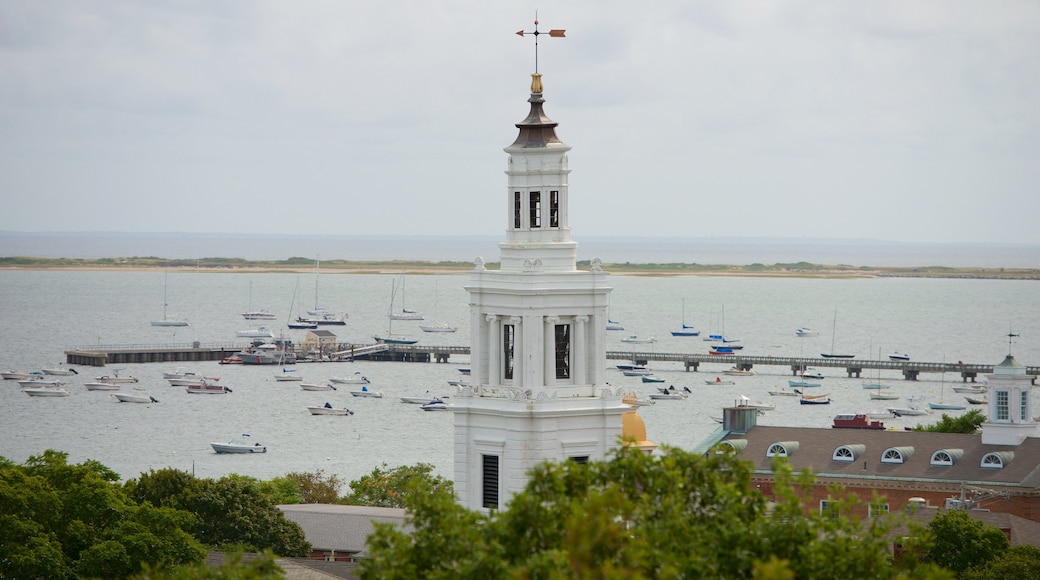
{"left": 981, "top": 353, "right": 1038, "bottom": 445}
{"left": 451, "top": 71, "right": 633, "bottom": 512}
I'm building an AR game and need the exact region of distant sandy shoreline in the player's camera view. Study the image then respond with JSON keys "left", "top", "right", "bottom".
{"left": 2, "top": 260, "right": 1039, "bottom": 280}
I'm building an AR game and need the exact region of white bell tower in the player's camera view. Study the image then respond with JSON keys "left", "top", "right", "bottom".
{"left": 982, "top": 352, "right": 1038, "bottom": 445}
{"left": 451, "top": 50, "right": 630, "bottom": 511}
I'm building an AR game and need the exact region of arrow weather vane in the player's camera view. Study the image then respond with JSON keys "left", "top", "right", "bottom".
{"left": 516, "top": 14, "right": 566, "bottom": 74}
{"left": 1007, "top": 327, "right": 1020, "bottom": 355}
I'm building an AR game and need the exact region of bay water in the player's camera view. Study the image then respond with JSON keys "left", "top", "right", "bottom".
{"left": 1, "top": 238, "right": 1038, "bottom": 486}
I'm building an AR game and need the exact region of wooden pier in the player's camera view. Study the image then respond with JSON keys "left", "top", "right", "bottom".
{"left": 607, "top": 350, "right": 1039, "bottom": 383}
{"left": 65, "top": 343, "right": 1037, "bottom": 383}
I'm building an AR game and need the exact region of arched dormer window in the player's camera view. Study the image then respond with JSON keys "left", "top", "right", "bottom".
{"left": 833, "top": 444, "right": 865, "bottom": 462}
{"left": 930, "top": 449, "right": 963, "bottom": 466}
{"left": 717, "top": 439, "right": 747, "bottom": 454}
{"left": 766, "top": 441, "right": 799, "bottom": 458}
{"left": 881, "top": 446, "right": 914, "bottom": 464}
{"left": 981, "top": 451, "right": 1014, "bottom": 469}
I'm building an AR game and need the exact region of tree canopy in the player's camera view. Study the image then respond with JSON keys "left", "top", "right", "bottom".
{"left": 0, "top": 451, "right": 206, "bottom": 578}
{"left": 342, "top": 462, "right": 453, "bottom": 509}
{"left": 124, "top": 468, "right": 311, "bottom": 557}
{"left": 923, "top": 508, "right": 1010, "bottom": 574}
{"left": 358, "top": 446, "right": 952, "bottom": 579}
{"left": 913, "top": 409, "right": 986, "bottom": 433}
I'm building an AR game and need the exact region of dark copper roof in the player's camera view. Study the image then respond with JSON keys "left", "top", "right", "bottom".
{"left": 509, "top": 91, "right": 566, "bottom": 149}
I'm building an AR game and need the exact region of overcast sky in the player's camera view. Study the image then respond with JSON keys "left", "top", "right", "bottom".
{"left": 1, "top": 1, "right": 1038, "bottom": 244}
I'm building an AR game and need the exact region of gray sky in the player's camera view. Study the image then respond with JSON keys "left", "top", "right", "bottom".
{"left": 2, "top": 1, "right": 1038, "bottom": 244}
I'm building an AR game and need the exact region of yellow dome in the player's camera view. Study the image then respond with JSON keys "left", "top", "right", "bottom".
{"left": 620, "top": 397, "right": 657, "bottom": 454}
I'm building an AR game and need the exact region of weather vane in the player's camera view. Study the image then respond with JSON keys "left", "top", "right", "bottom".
{"left": 1006, "top": 327, "right": 1020, "bottom": 355}
{"left": 516, "top": 13, "right": 566, "bottom": 74}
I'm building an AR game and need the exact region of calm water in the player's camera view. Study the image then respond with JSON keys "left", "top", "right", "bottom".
{"left": 1, "top": 267, "right": 1038, "bottom": 485}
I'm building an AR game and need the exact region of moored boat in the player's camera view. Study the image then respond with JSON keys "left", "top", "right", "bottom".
{"left": 23, "top": 385, "right": 71, "bottom": 397}
{"left": 832, "top": 413, "right": 885, "bottom": 429}
{"left": 300, "top": 383, "right": 337, "bottom": 391}
{"left": 420, "top": 398, "right": 450, "bottom": 411}
{"left": 329, "top": 372, "right": 370, "bottom": 385}
{"left": 113, "top": 391, "right": 158, "bottom": 403}
{"left": 210, "top": 434, "right": 266, "bottom": 453}
{"left": 621, "top": 335, "right": 657, "bottom": 344}
{"left": 350, "top": 386, "right": 384, "bottom": 398}
{"left": 307, "top": 403, "right": 354, "bottom": 416}
{"left": 84, "top": 382, "right": 121, "bottom": 391}
{"left": 795, "top": 327, "right": 819, "bottom": 337}
{"left": 185, "top": 381, "right": 232, "bottom": 394}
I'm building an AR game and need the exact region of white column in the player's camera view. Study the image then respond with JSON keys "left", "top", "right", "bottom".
{"left": 486, "top": 314, "right": 500, "bottom": 386}
{"left": 511, "top": 316, "right": 523, "bottom": 388}
{"left": 575, "top": 315, "right": 588, "bottom": 386}
{"left": 544, "top": 316, "right": 559, "bottom": 387}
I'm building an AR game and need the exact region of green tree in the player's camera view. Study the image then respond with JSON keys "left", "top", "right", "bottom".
{"left": 961, "top": 545, "right": 1040, "bottom": 580}
{"left": 924, "top": 508, "right": 1010, "bottom": 574}
{"left": 282, "top": 469, "right": 343, "bottom": 504}
{"left": 913, "top": 409, "right": 986, "bottom": 433}
{"left": 343, "top": 462, "right": 452, "bottom": 508}
{"left": 125, "top": 468, "right": 311, "bottom": 557}
{"left": 0, "top": 451, "right": 206, "bottom": 578}
{"left": 359, "top": 446, "right": 951, "bottom": 579}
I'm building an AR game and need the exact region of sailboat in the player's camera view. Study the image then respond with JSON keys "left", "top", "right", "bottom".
{"left": 867, "top": 348, "right": 899, "bottom": 400}
{"left": 670, "top": 298, "right": 699, "bottom": 336}
{"left": 419, "top": 280, "right": 457, "bottom": 333}
{"left": 307, "top": 256, "right": 327, "bottom": 316}
{"left": 241, "top": 281, "right": 276, "bottom": 320}
{"left": 286, "top": 279, "right": 317, "bottom": 329}
{"left": 151, "top": 271, "right": 190, "bottom": 327}
{"left": 375, "top": 279, "right": 419, "bottom": 344}
{"left": 388, "top": 275, "right": 424, "bottom": 320}
{"left": 929, "top": 358, "right": 966, "bottom": 410}
{"left": 706, "top": 305, "right": 742, "bottom": 349}
{"left": 820, "top": 310, "right": 854, "bottom": 358}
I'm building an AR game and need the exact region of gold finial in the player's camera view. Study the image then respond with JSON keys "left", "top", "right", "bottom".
{"left": 530, "top": 73, "right": 543, "bottom": 94}
{"left": 516, "top": 14, "right": 566, "bottom": 80}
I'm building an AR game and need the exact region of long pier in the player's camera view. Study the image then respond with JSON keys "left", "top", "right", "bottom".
{"left": 606, "top": 351, "right": 1038, "bottom": 383}
{"left": 64, "top": 343, "right": 1037, "bottom": 383}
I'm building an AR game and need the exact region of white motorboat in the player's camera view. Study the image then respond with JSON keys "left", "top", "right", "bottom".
{"left": 210, "top": 434, "right": 266, "bottom": 454}
{"left": 236, "top": 326, "right": 275, "bottom": 339}
{"left": 329, "top": 372, "right": 370, "bottom": 385}
{"left": 606, "top": 319, "right": 625, "bottom": 331}
{"left": 621, "top": 368, "right": 652, "bottom": 376}
{"left": 186, "top": 382, "right": 232, "bottom": 394}
{"left": 273, "top": 368, "right": 303, "bottom": 382}
{"left": 869, "top": 391, "right": 900, "bottom": 400}
{"left": 744, "top": 400, "right": 776, "bottom": 411}
{"left": 952, "top": 385, "right": 986, "bottom": 394}
{"left": 113, "top": 391, "right": 158, "bottom": 403}
{"left": 42, "top": 365, "right": 78, "bottom": 376}
{"left": 241, "top": 309, "right": 277, "bottom": 320}
{"left": 238, "top": 342, "right": 295, "bottom": 365}
{"left": 300, "top": 383, "right": 337, "bottom": 391}
{"left": 419, "top": 321, "right": 458, "bottom": 333}
{"left": 94, "top": 370, "right": 138, "bottom": 383}
{"left": 802, "top": 368, "right": 825, "bottom": 379}
{"left": 705, "top": 377, "right": 736, "bottom": 386}
{"left": 84, "top": 382, "right": 121, "bottom": 391}
{"left": 795, "top": 327, "right": 819, "bottom": 337}
{"left": 723, "top": 367, "right": 756, "bottom": 376}
{"left": 400, "top": 392, "right": 449, "bottom": 404}
{"left": 446, "top": 378, "right": 471, "bottom": 387}
{"left": 887, "top": 406, "right": 929, "bottom": 417}
{"left": 350, "top": 386, "right": 384, "bottom": 398}
{"left": 307, "top": 404, "right": 354, "bottom": 416}
{"left": 888, "top": 352, "right": 910, "bottom": 362}
{"left": 648, "top": 392, "right": 687, "bottom": 400}
{"left": 621, "top": 335, "right": 657, "bottom": 344}
{"left": 162, "top": 367, "right": 219, "bottom": 381}
{"left": 2, "top": 370, "right": 37, "bottom": 381}
{"left": 18, "top": 378, "right": 64, "bottom": 388}
{"left": 23, "top": 385, "right": 71, "bottom": 397}
{"left": 420, "top": 398, "right": 450, "bottom": 411}
{"left": 768, "top": 388, "right": 799, "bottom": 397}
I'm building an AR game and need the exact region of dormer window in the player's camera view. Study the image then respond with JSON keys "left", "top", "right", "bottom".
{"left": 930, "top": 449, "right": 963, "bottom": 466}
{"left": 981, "top": 451, "right": 1014, "bottom": 469}
{"left": 832, "top": 444, "right": 864, "bottom": 462}
{"left": 882, "top": 446, "right": 914, "bottom": 464}
{"left": 766, "top": 441, "right": 798, "bottom": 458}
